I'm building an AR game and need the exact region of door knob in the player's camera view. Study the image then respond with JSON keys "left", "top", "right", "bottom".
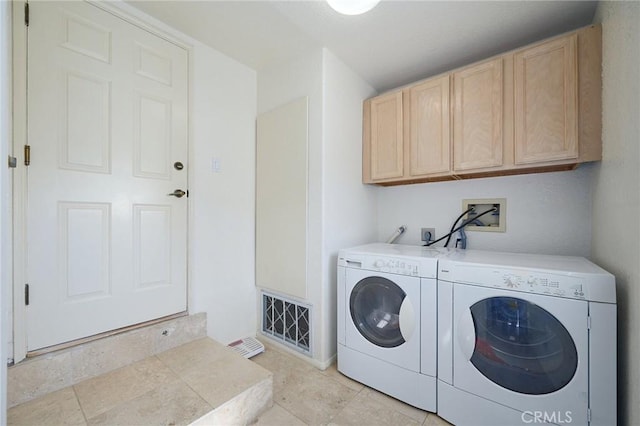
{"left": 167, "top": 189, "right": 187, "bottom": 198}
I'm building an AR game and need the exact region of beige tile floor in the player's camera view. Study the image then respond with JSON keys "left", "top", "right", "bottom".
{"left": 7, "top": 338, "right": 272, "bottom": 426}
{"left": 8, "top": 335, "right": 452, "bottom": 426}
{"left": 252, "top": 342, "right": 452, "bottom": 426}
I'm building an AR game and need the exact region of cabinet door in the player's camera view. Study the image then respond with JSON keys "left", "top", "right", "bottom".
{"left": 369, "top": 91, "right": 404, "bottom": 180}
{"left": 514, "top": 34, "right": 578, "bottom": 164}
{"left": 408, "top": 76, "right": 451, "bottom": 176}
{"left": 453, "top": 58, "right": 503, "bottom": 171}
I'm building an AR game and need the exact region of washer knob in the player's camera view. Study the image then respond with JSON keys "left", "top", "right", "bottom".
{"left": 504, "top": 277, "right": 517, "bottom": 288}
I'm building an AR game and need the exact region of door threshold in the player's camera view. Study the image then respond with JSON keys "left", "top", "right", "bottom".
{"left": 26, "top": 312, "right": 187, "bottom": 358}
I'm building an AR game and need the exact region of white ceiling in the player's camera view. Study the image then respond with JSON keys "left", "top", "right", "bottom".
{"left": 128, "top": 0, "right": 597, "bottom": 92}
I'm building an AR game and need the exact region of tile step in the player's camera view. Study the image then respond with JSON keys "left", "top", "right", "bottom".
{"left": 8, "top": 313, "right": 207, "bottom": 407}
{"left": 8, "top": 337, "right": 274, "bottom": 425}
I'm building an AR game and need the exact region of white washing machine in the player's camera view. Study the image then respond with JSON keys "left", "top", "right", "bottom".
{"left": 337, "top": 243, "right": 440, "bottom": 411}
{"left": 437, "top": 250, "right": 616, "bottom": 426}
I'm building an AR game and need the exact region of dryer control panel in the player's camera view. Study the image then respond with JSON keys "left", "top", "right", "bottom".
{"left": 342, "top": 256, "right": 420, "bottom": 276}
{"left": 371, "top": 258, "right": 420, "bottom": 276}
{"left": 338, "top": 243, "right": 440, "bottom": 279}
{"left": 338, "top": 252, "right": 438, "bottom": 278}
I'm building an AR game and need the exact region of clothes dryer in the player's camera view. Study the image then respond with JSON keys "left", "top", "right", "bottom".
{"left": 437, "top": 250, "right": 616, "bottom": 426}
{"left": 337, "top": 243, "right": 440, "bottom": 411}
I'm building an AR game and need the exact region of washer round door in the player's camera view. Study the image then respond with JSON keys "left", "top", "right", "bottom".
{"left": 453, "top": 284, "right": 589, "bottom": 424}
{"left": 350, "top": 276, "right": 407, "bottom": 348}
{"left": 469, "top": 296, "right": 578, "bottom": 395}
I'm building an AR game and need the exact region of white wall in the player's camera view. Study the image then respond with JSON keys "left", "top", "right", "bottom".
{"left": 321, "top": 49, "right": 377, "bottom": 362}
{"left": 257, "top": 50, "right": 325, "bottom": 362}
{"left": 592, "top": 3, "right": 640, "bottom": 425}
{"left": 188, "top": 41, "right": 258, "bottom": 345}
{"left": 377, "top": 166, "right": 595, "bottom": 256}
{"left": 257, "top": 49, "right": 377, "bottom": 366}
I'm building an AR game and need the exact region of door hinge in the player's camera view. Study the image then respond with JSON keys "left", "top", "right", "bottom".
{"left": 24, "top": 3, "right": 29, "bottom": 27}
{"left": 25, "top": 284, "right": 30, "bottom": 306}
{"left": 24, "top": 145, "right": 30, "bottom": 166}
{"left": 587, "top": 315, "right": 591, "bottom": 330}
{"left": 587, "top": 408, "right": 591, "bottom": 422}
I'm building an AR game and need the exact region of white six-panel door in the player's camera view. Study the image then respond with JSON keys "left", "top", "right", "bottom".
{"left": 26, "top": 1, "right": 188, "bottom": 351}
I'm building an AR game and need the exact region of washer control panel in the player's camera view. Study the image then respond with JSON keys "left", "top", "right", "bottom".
{"left": 500, "top": 271, "right": 585, "bottom": 299}
{"left": 442, "top": 265, "right": 588, "bottom": 300}
{"left": 438, "top": 251, "right": 615, "bottom": 303}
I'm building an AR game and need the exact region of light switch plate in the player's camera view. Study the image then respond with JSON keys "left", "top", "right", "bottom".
{"left": 212, "top": 157, "right": 221, "bottom": 173}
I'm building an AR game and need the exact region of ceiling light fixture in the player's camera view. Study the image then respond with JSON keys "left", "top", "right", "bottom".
{"left": 327, "top": 0, "right": 381, "bottom": 15}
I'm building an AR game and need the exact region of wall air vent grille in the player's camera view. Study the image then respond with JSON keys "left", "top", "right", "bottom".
{"left": 261, "top": 291, "right": 311, "bottom": 355}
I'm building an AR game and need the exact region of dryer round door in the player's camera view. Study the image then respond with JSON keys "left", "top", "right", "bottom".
{"left": 350, "top": 275, "right": 411, "bottom": 348}
{"left": 344, "top": 268, "right": 420, "bottom": 372}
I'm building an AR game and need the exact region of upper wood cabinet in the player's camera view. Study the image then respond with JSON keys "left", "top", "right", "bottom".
{"left": 453, "top": 58, "right": 504, "bottom": 172}
{"left": 362, "top": 24, "right": 601, "bottom": 186}
{"left": 365, "top": 91, "right": 404, "bottom": 181}
{"left": 514, "top": 34, "right": 578, "bottom": 164}
{"left": 408, "top": 75, "right": 451, "bottom": 177}
{"left": 363, "top": 76, "right": 451, "bottom": 183}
